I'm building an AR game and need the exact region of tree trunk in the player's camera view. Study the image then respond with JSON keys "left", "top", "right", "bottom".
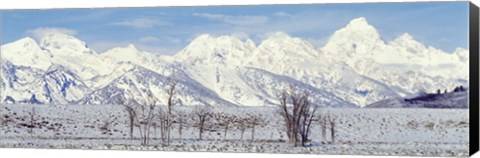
{"left": 178, "top": 117, "right": 183, "bottom": 140}
{"left": 129, "top": 119, "right": 134, "bottom": 140}
{"left": 330, "top": 123, "right": 335, "bottom": 144}
{"left": 199, "top": 125, "right": 204, "bottom": 140}
{"left": 223, "top": 123, "right": 229, "bottom": 140}
{"left": 251, "top": 125, "right": 256, "bottom": 142}
{"left": 240, "top": 127, "right": 245, "bottom": 140}
{"left": 167, "top": 113, "right": 171, "bottom": 145}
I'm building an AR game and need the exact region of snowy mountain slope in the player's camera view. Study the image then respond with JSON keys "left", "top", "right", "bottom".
{"left": 239, "top": 67, "right": 357, "bottom": 107}
{"left": 1, "top": 60, "right": 89, "bottom": 104}
{"left": 79, "top": 65, "right": 235, "bottom": 106}
{"left": 1, "top": 60, "right": 44, "bottom": 103}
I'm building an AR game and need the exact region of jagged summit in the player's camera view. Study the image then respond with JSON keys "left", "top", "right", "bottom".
{"left": 103, "top": 44, "right": 140, "bottom": 54}
{"left": 259, "top": 31, "right": 312, "bottom": 47}
{"left": 187, "top": 33, "right": 251, "bottom": 47}
{"left": 126, "top": 44, "right": 137, "bottom": 50}
{"left": 13, "top": 37, "right": 39, "bottom": 47}
{"left": 175, "top": 33, "right": 256, "bottom": 65}
{"left": 395, "top": 33, "right": 414, "bottom": 41}
{"left": 389, "top": 33, "right": 424, "bottom": 48}
{"left": 345, "top": 17, "right": 370, "bottom": 28}
{"left": 254, "top": 32, "right": 319, "bottom": 65}
{"left": 40, "top": 33, "right": 94, "bottom": 55}
{"left": 2, "top": 37, "right": 42, "bottom": 51}
{"left": 322, "top": 17, "right": 384, "bottom": 56}
{"left": 337, "top": 17, "right": 382, "bottom": 41}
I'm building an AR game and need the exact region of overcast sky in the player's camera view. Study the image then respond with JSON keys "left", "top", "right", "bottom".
{"left": 1, "top": 1, "right": 469, "bottom": 55}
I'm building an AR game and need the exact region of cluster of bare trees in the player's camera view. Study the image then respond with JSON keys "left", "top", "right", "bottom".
{"left": 121, "top": 79, "right": 268, "bottom": 146}
{"left": 123, "top": 80, "right": 178, "bottom": 146}
{"left": 277, "top": 86, "right": 337, "bottom": 147}
{"left": 121, "top": 81, "right": 337, "bottom": 147}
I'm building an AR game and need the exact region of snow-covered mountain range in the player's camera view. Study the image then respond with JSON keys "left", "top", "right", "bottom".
{"left": 0, "top": 17, "right": 468, "bottom": 107}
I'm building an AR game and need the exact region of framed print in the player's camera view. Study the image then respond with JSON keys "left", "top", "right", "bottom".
{"left": 1, "top": 1, "right": 479, "bottom": 157}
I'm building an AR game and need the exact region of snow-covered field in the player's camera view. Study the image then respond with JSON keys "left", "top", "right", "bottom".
{"left": 0, "top": 104, "right": 469, "bottom": 157}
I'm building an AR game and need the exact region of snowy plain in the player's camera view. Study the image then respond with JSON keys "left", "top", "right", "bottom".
{"left": 0, "top": 104, "right": 469, "bottom": 157}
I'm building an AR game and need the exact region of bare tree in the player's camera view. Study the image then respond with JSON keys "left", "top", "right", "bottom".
{"left": 326, "top": 113, "right": 337, "bottom": 144}
{"left": 194, "top": 106, "right": 211, "bottom": 140}
{"left": 158, "top": 106, "right": 167, "bottom": 143}
{"left": 27, "top": 107, "right": 36, "bottom": 134}
{"left": 124, "top": 104, "right": 137, "bottom": 140}
{"left": 165, "top": 80, "right": 177, "bottom": 145}
{"left": 277, "top": 85, "right": 317, "bottom": 147}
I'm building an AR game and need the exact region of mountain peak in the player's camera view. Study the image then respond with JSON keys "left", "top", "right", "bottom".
{"left": 340, "top": 17, "right": 380, "bottom": 37}
{"left": 17, "top": 37, "right": 38, "bottom": 45}
{"left": 39, "top": 33, "right": 94, "bottom": 55}
{"left": 127, "top": 44, "right": 138, "bottom": 50}
{"left": 187, "top": 34, "right": 213, "bottom": 44}
{"left": 259, "top": 32, "right": 303, "bottom": 47}
{"left": 322, "top": 17, "right": 384, "bottom": 55}
{"left": 346, "top": 17, "right": 369, "bottom": 28}
{"left": 187, "top": 34, "right": 240, "bottom": 47}
{"left": 103, "top": 44, "right": 142, "bottom": 57}
{"left": 393, "top": 33, "right": 415, "bottom": 43}
{"left": 4, "top": 37, "right": 40, "bottom": 50}
{"left": 175, "top": 34, "right": 256, "bottom": 65}
{"left": 40, "top": 32, "right": 79, "bottom": 46}
{"left": 388, "top": 33, "right": 425, "bottom": 50}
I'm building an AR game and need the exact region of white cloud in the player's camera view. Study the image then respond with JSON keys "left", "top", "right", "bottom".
{"left": 193, "top": 13, "right": 268, "bottom": 26}
{"left": 273, "top": 11, "right": 293, "bottom": 17}
{"left": 112, "top": 18, "right": 170, "bottom": 29}
{"left": 26, "top": 27, "right": 77, "bottom": 40}
{"left": 139, "top": 36, "right": 161, "bottom": 43}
